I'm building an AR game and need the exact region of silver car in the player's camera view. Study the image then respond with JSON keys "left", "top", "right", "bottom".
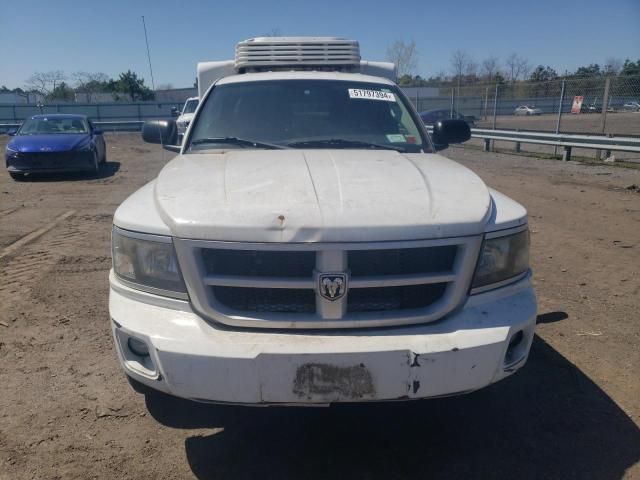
{"left": 623, "top": 102, "right": 640, "bottom": 112}
{"left": 514, "top": 105, "right": 542, "bottom": 116}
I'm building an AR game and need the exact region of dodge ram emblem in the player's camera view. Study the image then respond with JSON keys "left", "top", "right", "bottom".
{"left": 319, "top": 274, "right": 347, "bottom": 301}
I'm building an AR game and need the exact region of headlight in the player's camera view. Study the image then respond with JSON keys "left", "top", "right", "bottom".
{"left": 112, "top": 228, "right": 187, "bottom": 297}
{"left": 6, "top": 146, "right": 20, "bottom": 158}
{"left": 471, "top": 229, "right": 530, "bottom": 292}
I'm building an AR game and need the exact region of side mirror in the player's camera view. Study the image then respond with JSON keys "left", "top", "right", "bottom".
{"left": 7, "top": 129, "right": 17, "bottom": 136}
{"left": 142, "top": 120, "right": 179, "bottom": 150}
{"left": 430, "top": 119, "right": 471, "bottom": 150}
{"left": 170, "top": 107, "right": 180, "bottom": 117}
{"left": 93, "top": 129, "right": 103, "bottom": 135}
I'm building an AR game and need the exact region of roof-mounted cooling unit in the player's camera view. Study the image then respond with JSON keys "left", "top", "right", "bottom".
{"left": 197, "top": 37, "right": 396, "bottom": 98}
{"left": 235, "top": 37, "right": 361, "bottom": 71}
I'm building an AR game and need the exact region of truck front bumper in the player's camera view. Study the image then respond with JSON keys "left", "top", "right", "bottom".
{"left": 109, "top": 271, "right": 536, "bottom": 405}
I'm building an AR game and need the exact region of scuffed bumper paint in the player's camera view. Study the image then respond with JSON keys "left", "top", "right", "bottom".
{"left": 109, "top": 271, "right": 536, "bottom": 405}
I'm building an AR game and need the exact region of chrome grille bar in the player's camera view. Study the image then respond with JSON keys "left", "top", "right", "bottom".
{"left": 349, "top": 272, "right": 457, "bottom": 289}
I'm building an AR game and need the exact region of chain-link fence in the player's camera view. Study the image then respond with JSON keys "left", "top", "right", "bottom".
{"left": 0, "top": 101, "right": 184, "bottom": 132}
{"left": 2, "top": 76, "right": 639, "bottom": 139}
{"left": 406, "top": 75, "right": 640, "bottom": 136}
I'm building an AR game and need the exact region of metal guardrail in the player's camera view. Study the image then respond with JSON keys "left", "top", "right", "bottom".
{"left": 470, "top": 128, "right": 640, "bottom": 160}
{"left": 0, "top": 120, "right": 145, "bottom": 132}
{"left": 425, "top": 125, "right": 640, "bottom": 160}
{"left": 92, "top": 121, "right": 144, "bottom": 131}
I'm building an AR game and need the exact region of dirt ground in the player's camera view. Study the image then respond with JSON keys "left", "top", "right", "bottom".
{"left": 0, "top": 133, "right": 639, "bottom": 480}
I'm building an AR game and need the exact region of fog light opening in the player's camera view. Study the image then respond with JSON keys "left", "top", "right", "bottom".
{"left": 127, "top": 337, "right": 150, "bottom": 357}
{"left": 505, "top": 330, "right": 524, "bottom": 366}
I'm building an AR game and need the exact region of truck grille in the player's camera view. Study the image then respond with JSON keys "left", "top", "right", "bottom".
{"left": 212, "top": 286, "right": 316, "bottom": 314}
{"left": 347, "top": 284, "right": 448, "bottom": 313}
{"left": 174, "top": 237, "right": 482, "bottom": 329}
{"left": 348, "top": 246, "right": 457, "bottom": 276}
{"left": 202, "top": 249, "right": 315, "bottom": 277}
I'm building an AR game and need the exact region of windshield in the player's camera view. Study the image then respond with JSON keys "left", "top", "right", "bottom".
{"left": 188, "top": 80, "right": 428, "bottom": 153}
{"left": 19, "top": 117, "right": 88, "bottom": 135}
{"left": 183, "top": 99, "right": 199, "bottom": 114}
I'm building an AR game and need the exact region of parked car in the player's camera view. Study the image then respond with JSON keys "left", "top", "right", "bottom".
{"left": 175, "top": 97, "right": 199, "bottom": 141}
{"left": 420, "top": 108, "right": 475, "bottom": 127}
{"left": 514, "top": 105, "right": 542, "bottom": 116}
{"left": 112, "top": 37, "right": 536, "bottom": 406}
{"left": 5, "top": 114, "right": 106, "bottom": 180}
{"left": 623, "top": 101, "right": 640, "bottom": 112}
{"left": 581, "top": 102, "right": 602, "bottom": 113}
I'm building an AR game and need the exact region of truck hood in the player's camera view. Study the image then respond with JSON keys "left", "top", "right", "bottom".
{"left": 154, "top": 150, "right": 492, "bottom": 242}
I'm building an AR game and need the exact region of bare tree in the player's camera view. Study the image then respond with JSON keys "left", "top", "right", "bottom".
{"left": 434, "top": 70, "right": 449, "bottom": 82}
{"left": 505, "top": 53, "right": 530, "bottom": 83}
{"left": 521, "top": 61, "right": 532, "bottom": 81}
{"left": 465, "top": 58, "right": 479, "bottom": 79}
{"left": 450, "top": 50, "right": 471, "bottom": 81}
{"left": 386, "top": 40, "right": 418, "bottom": 78}
{"left": 482, "top": 56, "right": 500, "bottom": 81}
{"left": 603, "top": 57, "right": 622, "bottom": 75}
{"left": 450, "top": 50, "right": 475, "bottom": 112}
{"left": 72, "top": 71, "right": 109, "bottom": 103}
{"left": 25, "top": 70, "right": 66, "bottom": 97}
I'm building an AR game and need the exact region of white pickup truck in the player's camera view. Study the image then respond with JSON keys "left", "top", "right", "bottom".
{"left": 110, "top": 37, "right": 536, "bottom": 405}
{"left": 173, "top": 96, "right": 199, "bottom": 142}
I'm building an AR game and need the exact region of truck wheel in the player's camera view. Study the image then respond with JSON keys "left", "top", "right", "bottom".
{"left": 9, "top": 172, "right": 24, "bottom": 181}
{"left": 101, "top": 150, "right": 107, "bottom": 164}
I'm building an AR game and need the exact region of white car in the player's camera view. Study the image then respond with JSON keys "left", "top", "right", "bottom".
{"left": 623, "top": 102, "right": 640, "bottom": 112}
{"left": 112, "top": 37, "right": 537, "bottom": 406}
{"left": 175, "top": 96, "right": 199, "bottom": 141}
{"left": 514, "top": 105, "right": 542, "bottom": 116}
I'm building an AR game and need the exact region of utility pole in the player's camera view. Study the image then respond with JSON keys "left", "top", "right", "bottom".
{"left": 141, "top": 16, "right": 156, "bottom": 91}
{"left": 141, "top": 16, "right": 165, "bottom": 149}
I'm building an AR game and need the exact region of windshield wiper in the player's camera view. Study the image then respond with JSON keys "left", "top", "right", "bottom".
{"left": 190, "top": 137, "right": 285, "bottom": 150}
{"left": 287, "top": 138, "right": 406, "bottom": 152}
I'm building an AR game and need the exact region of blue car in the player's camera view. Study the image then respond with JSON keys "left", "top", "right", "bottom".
{"left": 5, "top": 114, "right": 106, "bottom": 180}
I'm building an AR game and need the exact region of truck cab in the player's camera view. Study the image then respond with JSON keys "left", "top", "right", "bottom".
{"left": 110, "top": 37, "right": 536, "bottom": 405}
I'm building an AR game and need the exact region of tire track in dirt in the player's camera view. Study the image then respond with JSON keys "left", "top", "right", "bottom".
{"left": 0, "top": 212, "right": 98, "bottom": 307}
{"left": 0, "top": 210, "right": 75, "bottom": 260}
{"left": 0, "top": 207, "right": 20, "bottom": 217}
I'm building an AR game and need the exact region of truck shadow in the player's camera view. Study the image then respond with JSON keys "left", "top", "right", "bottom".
{"left": 146, "top": 335, "right": 640, "bottom": 480}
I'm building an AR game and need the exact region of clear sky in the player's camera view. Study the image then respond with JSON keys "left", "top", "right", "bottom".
{"left": 1, "top": 0, "right": 639, "bottom": 89}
